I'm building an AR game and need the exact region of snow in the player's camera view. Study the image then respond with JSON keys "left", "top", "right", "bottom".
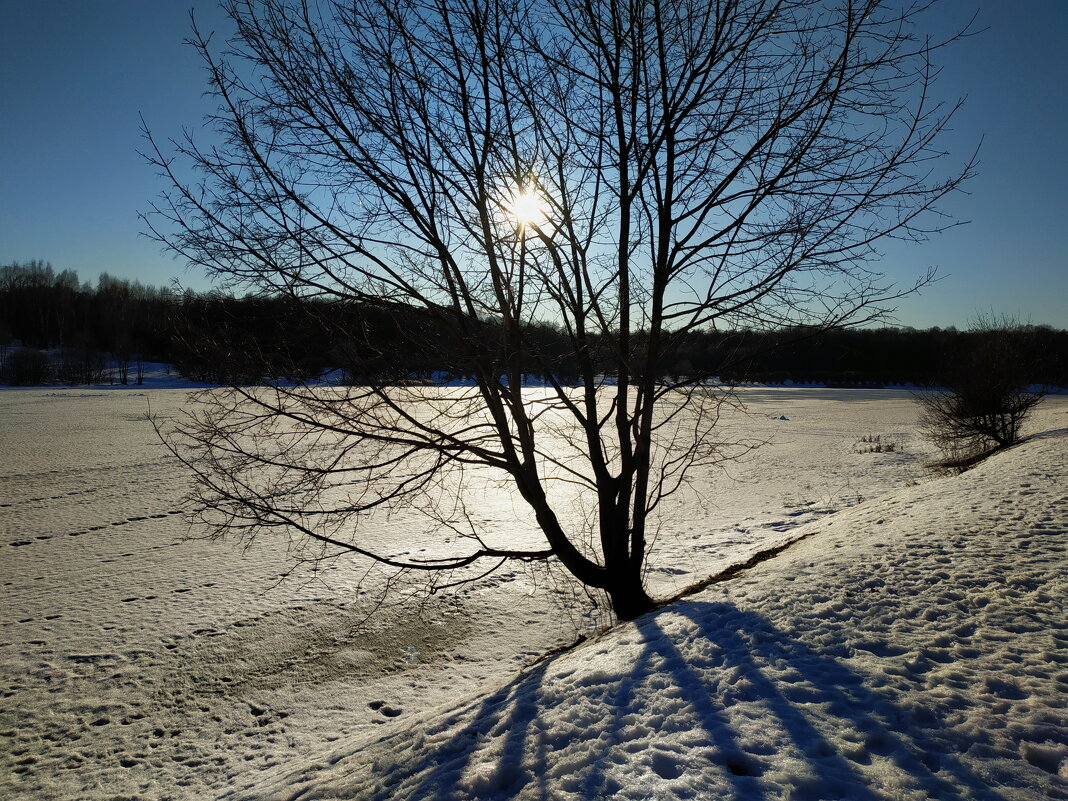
{"left": 1, "top": 387, "right": 1065, "bottom": 800}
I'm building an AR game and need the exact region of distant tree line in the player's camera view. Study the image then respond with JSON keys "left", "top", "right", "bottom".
{"left": 1, "top": 260, "right": 1065, "bottom": 387}
{"left": 0, "top": 261, "right": 174, "bottom": 385}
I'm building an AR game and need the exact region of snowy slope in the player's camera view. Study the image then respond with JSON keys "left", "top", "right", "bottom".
{"left": 239, "top": 428, "right": 1068, "bottom": 801}
{"left": 1, "top": 390, "right": 1065, "bottom": 800}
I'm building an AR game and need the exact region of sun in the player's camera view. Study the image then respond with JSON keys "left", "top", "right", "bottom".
{"left": 506, "top": 187, "right": 548, "bottom": 228}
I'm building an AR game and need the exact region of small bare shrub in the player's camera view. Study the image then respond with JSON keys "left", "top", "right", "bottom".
{"left": 6, "top": 348, "right": 51, "bottom": 384}
{"left": 917, "top": 317, "right": 1045, "bottom": 470}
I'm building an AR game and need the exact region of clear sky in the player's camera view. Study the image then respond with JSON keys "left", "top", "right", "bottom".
{"left": 1, "top": 1, "right": 1065, "bottom": 329}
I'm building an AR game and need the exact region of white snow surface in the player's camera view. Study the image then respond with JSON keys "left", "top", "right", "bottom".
{"left": 1, "top": 387, "right": 1065, "bottom": 800}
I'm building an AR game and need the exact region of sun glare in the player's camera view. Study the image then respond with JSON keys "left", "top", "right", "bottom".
{"left": 507, "top": 188, "right": 548, "bottom": 228}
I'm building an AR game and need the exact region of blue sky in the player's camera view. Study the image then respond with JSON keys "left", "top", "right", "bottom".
{"left": 1, "top": 1, "right": 1065, "bottom": 329}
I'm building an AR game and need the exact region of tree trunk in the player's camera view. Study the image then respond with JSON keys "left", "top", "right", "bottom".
{"left": 606, "top": 573, "right": 657, "bottom": 621}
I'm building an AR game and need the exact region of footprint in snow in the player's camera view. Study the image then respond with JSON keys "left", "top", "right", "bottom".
{"left": 368, "top": 700, "right": 402, "bottom": 718}
{"left": 655, "top": 566, "right": 687, "bottom": 575}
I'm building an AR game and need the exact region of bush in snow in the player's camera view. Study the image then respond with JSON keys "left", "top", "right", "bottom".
{"left": 917, "top": 317, "right": 1045, "bottom": 469}
{"left": 5, "top": 347, "right": 51, "bottom": 385}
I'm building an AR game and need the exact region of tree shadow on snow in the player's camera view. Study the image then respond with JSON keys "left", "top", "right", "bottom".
{"left": 371, "top": 601, "right": 1008, "bottom": 801}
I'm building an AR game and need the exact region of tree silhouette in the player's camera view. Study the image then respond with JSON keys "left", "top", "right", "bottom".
{"left": 145, "top": 0, "right": 971, "bottom": 619}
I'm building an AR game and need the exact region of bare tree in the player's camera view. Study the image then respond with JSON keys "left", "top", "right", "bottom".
{"left": 917, "top": 316, "right": 1046, "bottom": 469}
{"left": 144, "top": 0, "right": 971, "bottom": 620}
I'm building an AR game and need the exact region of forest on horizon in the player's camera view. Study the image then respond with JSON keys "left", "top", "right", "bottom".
{"left": 2, "top": 260, "right": 1065, "bottom": 388}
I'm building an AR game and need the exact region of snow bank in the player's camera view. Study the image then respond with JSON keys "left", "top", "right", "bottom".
{"left": 241, "top": 429, "right": 1068, "bottom": 801}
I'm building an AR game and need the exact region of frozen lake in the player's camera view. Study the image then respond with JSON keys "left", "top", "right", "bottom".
{"left": 2, "top": 387, "right": 1060, "bottom": 799}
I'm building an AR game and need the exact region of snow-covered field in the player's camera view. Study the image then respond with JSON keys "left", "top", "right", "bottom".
{"left": 1, "top": 386, "right": 1065, "bottom": 800}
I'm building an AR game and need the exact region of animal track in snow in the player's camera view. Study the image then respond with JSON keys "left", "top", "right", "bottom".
{"left": 368, "top": 699, "right": 403, "bottom": 719}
